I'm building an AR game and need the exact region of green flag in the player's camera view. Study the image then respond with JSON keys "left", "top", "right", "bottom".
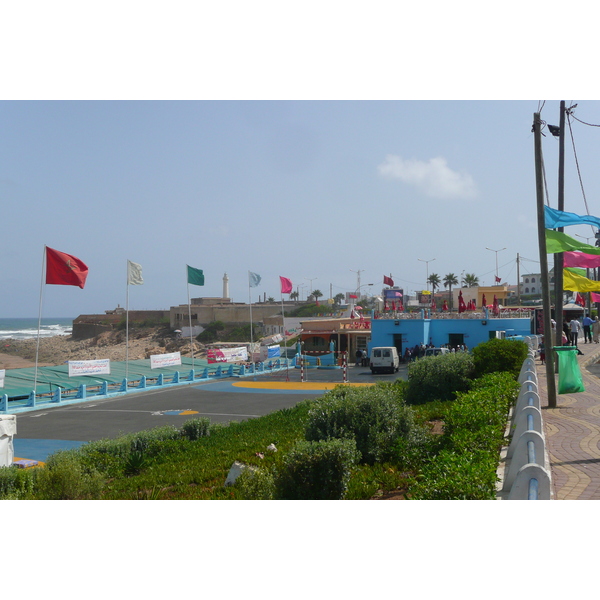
{"left": 187, "top": 265, "right": 205, "bottom": 286}
{"left": 546, "top": 229, "right": 600, "bottom": 255}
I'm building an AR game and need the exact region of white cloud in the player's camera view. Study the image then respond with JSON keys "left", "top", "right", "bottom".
{"left": 378, "top": 155, "right": 478, "bottom": 200}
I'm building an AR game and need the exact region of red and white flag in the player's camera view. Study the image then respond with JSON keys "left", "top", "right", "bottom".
{"left": 46, "top": 246, "right": 88, "bottom": 289}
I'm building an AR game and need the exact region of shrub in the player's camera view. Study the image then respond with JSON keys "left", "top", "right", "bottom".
{"left": 405, "top": 352, "right": 475, "bottom": 405}
{"left": 0, "top": 466, "right": 35, "bottom": 499}
{"left": 305, "top": 385, "right": 416, "bottom": 464}
{"left": 275, "top": 438, "right": 360, "bottom": 500}
{"left": 471, "top": 338, "right": 528, "bottom": 379}
{"left": 236, "top": 467, "right": 276, "bottom": 500}
{"left": 181, "top": 418, "right": 211, "bottom": 441}
{"left": 129, "top": 425, "right": 181, "bottom": 455}
{"left": 32, "top": 450, "right": 104, "bottom": 500}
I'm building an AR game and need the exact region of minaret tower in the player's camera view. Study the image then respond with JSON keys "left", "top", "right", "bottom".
{"left": 223, "top": 273, "right": 229, "bottom": 299}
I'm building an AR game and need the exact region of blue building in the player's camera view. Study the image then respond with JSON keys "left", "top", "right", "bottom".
{"left": 368, "top": 308, "right": 533, "bottom": 357}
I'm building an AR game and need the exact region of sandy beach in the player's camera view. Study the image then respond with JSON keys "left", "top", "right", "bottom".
{"left": 0, "top": 327, "right": 204, "bottom": 371}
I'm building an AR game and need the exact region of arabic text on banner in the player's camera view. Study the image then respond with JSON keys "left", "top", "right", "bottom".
{"left": 150, "top": 351, "right": 182, "bottom": 369}
{"left": 68, "top": 359, "right": 111, "bottom": 377}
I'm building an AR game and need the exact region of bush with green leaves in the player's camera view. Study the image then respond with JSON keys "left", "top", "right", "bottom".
{"left": 181, "top": 417, "right": 211, "bottom": 441}
{"left": 0, "top": 466, "right": 35, "bottom": 499}
{"left": 305, "top": 384, "right": 417, "bottom": 464}
{"left": 409, "top": 371, "right": 519, "bottom": 500}
{"left": 405, "top": 351, "right": 475, "bottom": 405}
{"left": 471, "top": 338, "right": 528, "bottom": 379}
{"left": 236, "top": 467, "right": 276, "bottom": 500}
{"left": 275, "top": 438, "right": 360, "bottom": 500}
{"left": 32, "top": 450, "right": 104, "bottom": 500}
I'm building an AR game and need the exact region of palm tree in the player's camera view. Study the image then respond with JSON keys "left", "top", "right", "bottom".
{"left": 334, "top": 293, "right": 345, "bottom": 305}
{"left": 290, "top": 291, "right": 299, "bottom": 301}
{"left": 312, "top": 289, "right": 323, "bottom": 302}
{"left": 463, "top": 273, "right": 479, "bottom": 288}
{"left": 443, "top": 273, "right": 459, "bottom": 311}
{"left": 428, "top": 273, "right": 441, "bottom": 294}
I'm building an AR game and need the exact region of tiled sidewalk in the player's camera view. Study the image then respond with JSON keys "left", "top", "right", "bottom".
{"left": 537, "top": 343, "right": 600, "bottom": 499}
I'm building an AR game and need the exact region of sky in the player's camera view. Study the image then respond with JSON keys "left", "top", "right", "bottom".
{"left": 4, "top": 99, "right": 600, "bottom": 318}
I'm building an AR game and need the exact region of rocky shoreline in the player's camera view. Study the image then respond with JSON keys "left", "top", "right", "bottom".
{"left": 0, "top": 327, "right": 206, "bottom": 370}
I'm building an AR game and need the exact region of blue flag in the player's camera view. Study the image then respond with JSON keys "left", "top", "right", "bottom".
{"left": 249, "top": 271, "right": 261, "bottom": 287}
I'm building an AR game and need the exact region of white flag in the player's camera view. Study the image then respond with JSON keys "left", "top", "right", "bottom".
{"left": 127, "top": 260, "right": 143, "bottom": 285}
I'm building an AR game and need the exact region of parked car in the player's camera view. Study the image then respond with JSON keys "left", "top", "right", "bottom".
{"left": 424, "top": 347, "right": 449, "bottom": 357}
{"left": 370, "top": 347, "right": 400, "bottom": 374}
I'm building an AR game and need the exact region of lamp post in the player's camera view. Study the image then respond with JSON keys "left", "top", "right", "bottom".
{"left": 418, "top": 258, "right": 435, "bottom": 292}
{"left": 486, "top": 247, "right": 506, "bottom": 284}
{"left": 304, "top": 277, "right": 317, "bottom": 297}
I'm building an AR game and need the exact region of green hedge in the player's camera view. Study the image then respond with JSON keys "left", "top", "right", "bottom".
{"left": 305, "top": 384, "right": 417, "bottom": 464}
{"left": 274, "top": 438, "right": 361, "bottom": 500}
{"left": 471, "top": 338, "right": 528, "bottom": 379}
{"left": 405, "top": 352, "right": 475, "bottom": 405}
{"left": 409, "top": 371, "right": 519, "bottom": 499}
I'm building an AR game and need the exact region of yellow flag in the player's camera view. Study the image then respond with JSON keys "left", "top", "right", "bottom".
{"left": 563, "top": 267, "right": 600, "bottom": 292}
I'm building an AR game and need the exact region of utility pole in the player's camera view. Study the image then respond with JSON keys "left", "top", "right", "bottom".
{"left": 517, "top": 253, "right": 521, "bottom": 306}
{"left": 554, "top": 100, "right": 566, "bottom": 353}
{"left": 534, "top": 111, "right": 557, "bottom": 408}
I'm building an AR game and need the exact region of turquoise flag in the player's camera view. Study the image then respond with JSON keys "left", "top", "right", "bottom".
{"left": 187, "top": 265, "right": 204, "bottom": 286}
{"left": 545, "top": 205, "right": 600, "bottom": 230}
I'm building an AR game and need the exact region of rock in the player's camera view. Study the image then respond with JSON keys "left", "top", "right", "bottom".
{"left": 267, "top": 443, "right": 277, "bottom": 452}
{"left": 224, "top": 460, "right": 256, "bottom": 486}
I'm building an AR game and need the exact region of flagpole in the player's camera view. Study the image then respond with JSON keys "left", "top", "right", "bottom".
{"left": 126, "top": 262, "right": 130, "bottom": 381}
{"left": 34, "top": 246, "right": 47, "bottom": 393}
{"left": 249, "top": 272, "right": 253, "bottom": 344}
{"left": 187, "top": 276, "right": 194, "bottom": 369}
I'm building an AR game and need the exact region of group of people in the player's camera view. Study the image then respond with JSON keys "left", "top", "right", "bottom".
{"left": 552, "top": 313, "right": 600, "bottom": 347}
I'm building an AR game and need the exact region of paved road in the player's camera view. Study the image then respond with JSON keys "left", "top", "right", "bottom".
{"left": 12, "top": 365, "right": 408, "bottom": 461}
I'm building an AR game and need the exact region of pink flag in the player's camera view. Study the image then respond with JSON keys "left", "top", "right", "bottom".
{"left": 592, "top": 292, "right": 600, "bottom": 303}
{"left": 280, "top": 276, "right": 293, "bottom": 294}
{"left": 564, "top": 251, "right": 600, "bottom": 268}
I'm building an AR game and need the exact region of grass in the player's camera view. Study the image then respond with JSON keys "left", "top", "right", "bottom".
{"left": 1, "top": 370, "right": 517, "bottom": 500}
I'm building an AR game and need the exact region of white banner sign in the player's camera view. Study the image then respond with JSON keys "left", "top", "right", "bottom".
{"left": 68, "top": 359, "right": 111, "bottom": 377}
{"left": 207, "top": 347, "right": 248, "bottom": 363}
{"left": 0, "top": 369, "right": 4, "bottom": 388}
{"left": 150, "top": 351, "right": 182, "bottom": 369}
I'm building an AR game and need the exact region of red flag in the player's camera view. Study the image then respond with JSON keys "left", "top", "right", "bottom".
{"left": 442, "top": 300, "right": 449, "bottom": 312}
{"left": 495, "top": 275, "right": 501, "bottom": 283}
{"left": 398, "top": 301, "right": 404, "bottom": 311}
{"left": 431, "top": 297, "right": 437, "bottom": 310}
{"left": 481, "top": 294, "right": 487, "bottom": 309}
{"left": 383, "top": 275, "right": 394, "bottom": 286}
{"left": 280, "top": 276, "right": 293, "bottom": 294}
{"left": 45, "top": 246, "right": 88, "bottom": 289}
{"left": 349, "top": 294, "right": 358, "bottom": 299}
{"left": 458, "top": 290, "right": 466, "bottom": 313}
{"left": 575, "top": 292, "right": 586, "bottom": 307}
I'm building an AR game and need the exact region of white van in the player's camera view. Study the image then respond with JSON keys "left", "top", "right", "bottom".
{"left": 424, "top": 347, "right": 449, "bottom": 357}
{"left": 370, "top": 347, "right": 400, "bottom": 374}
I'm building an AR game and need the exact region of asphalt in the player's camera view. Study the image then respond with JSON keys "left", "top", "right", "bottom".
{"left": 537, "top": 340, "right": 600, "bottom": 499}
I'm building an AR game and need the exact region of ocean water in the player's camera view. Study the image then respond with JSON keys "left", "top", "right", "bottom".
{"left": 0, "top": 317, "right": 73, "bottom": 340}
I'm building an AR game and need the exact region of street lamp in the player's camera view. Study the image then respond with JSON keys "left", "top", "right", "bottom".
{"left": 486, "top": 247, "right": 506, "bottom": 284}
{"left": 418, "top": 258, "right": 435, "bottom": 293}
{"left": 575, "top": 233, "right": 594, "bottom": 245}
{"left": 304, "top": 277, "right": 317, "bottom": 297}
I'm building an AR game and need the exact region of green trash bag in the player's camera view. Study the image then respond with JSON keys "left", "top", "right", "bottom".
{"left": 553, "top": 346, "right": 585, "bottom": 394}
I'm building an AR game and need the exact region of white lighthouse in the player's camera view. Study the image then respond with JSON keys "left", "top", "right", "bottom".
{"left": 223, "top": 273, "right": 229, "bottom": 300}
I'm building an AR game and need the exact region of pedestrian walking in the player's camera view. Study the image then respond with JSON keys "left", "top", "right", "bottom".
{"left": 570, "top": 318, "right": 582, "bottom": 347}
{"left": 593, "top": 317, "right": 600, "bottom": 344}
{"left": 583, "top": 313, "right": 594, "bottom": 343}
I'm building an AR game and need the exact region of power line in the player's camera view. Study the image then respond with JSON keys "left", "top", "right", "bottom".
{"left": 566, "top": 108, "right": 592, "bottom": 217}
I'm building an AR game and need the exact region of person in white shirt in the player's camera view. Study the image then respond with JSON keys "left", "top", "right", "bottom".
{"left": 570, "top": 318, "right": 582, "bottom": 347}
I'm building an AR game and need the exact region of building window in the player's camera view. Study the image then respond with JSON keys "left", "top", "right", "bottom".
{"left": 531, "top": 277, "right": 536, "bottom": 283}
{"left": 531, "top": 287, "right": 536, "bottom": 293}
{"left": 525, "top": 287, "right": 530, "bottom": 293}
{"left": 525, "top": 278, "right": 529, "bottom": 283}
